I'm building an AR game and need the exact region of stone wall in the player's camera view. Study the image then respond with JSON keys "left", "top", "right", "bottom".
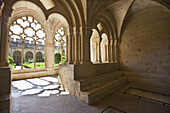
{"left": 120, "top": 9, "right": 170, "bottom": 75}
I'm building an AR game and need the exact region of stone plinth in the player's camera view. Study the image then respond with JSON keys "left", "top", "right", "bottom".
{"left": 0, "top": 67, "right": 11, "bottom": 113}
{"left": 58, "top": 63, "right": 124, "bottom": 104}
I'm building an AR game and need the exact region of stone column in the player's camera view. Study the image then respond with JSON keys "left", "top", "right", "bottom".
{"left": 45, "top": 31, "right": 54, "bottom": 68}
{"left": 110, "top": 40, "right": 114, "bottom": 63}
{"left": 67, "top": 27, "right": 73, "bottom": 64}
{"left": 95, "top": 42, "right": 98, "bottom": 62}
{"left": 80, "top": 27, "right": 92, "bottom": 64}
{"left": 114, "top": 39, "right": 117, "bottom": 63}
{"left": 21, "top": 40, "right": 24, "bottom": 70}
{"left": 71, "top": 28, "right": 75, "bottom": 64}
{"left": 61, "top": 44, "right": 63, "bottom": 64}
{"left": 96, "top": 42, "right": 100, "bottom": 63}
{"left": 98, "top": 39, "right": 102, "bottom": 63}
{"left": 65, "top": 34, "right": 68, "bottom": 63}
{"left": 80, "top": 27, "right": 84, "bottom": 64}
{"left": 34, "top": 42, "right": 36, "bottom": 69}
{"left": 44, "top": 20, "right": 55, "bottom": 68}
{"left": 93, "top": 42, "right": 96, "bottom": 62}
{"left": 106, "top": 43, "right": 109, "bottom": 63}
{"left": 105, "top": 44, "right": 110, "bottom": 62}
{"left": 73, "top": 27, "right": 79, "bottom": 64}
{"left": 0, "top": 5, "right": 12, "bottom": 113}
{"left": 0, "top": 6, "right": 12, "bottom": 67}
{"left": 45, "top": 42, "right": 54, "bottom": 68}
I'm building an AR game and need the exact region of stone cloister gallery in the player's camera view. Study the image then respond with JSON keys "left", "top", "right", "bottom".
{"left": 0, "top": 0, "right": 170, "bottom": 113}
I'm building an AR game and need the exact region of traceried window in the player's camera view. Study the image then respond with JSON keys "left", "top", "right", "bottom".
{"left": 54, "top": 27, "right": 66, "bottom": 66}
{"left": 9, "top": 16, "right": 46, "bottom": 70}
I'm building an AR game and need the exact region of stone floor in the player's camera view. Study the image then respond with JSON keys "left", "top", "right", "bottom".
{"left": 11, "top": 76, "right": 170, "bottom": 113}
{"left": 94, "top": 85, "right": 170, "bottom": 113}
{"left": 11, "top": 76, "right": 101, "bottom": 113}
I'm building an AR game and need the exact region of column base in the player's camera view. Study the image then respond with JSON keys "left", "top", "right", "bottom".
{"left": 102, "top": 61, "right": 110, "bottom": 63}
{"left": 93, "top": 61, "right": 101, "bottom": 64}
{"left": 0, "top": 60, "right": 9, "bottom": 67}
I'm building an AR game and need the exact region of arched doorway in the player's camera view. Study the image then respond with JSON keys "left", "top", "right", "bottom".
{"left": 36, "top": 52, "right": 42, "bottom": 62}
{"left": 25, "top": 51, "right": 33, "bottom": 61}
{"left": 13, "top": 51, "right": 21, "bottom": 65}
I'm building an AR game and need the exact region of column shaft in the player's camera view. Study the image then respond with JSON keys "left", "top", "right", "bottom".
{"left": 21, "top": 40, "right": 24, "bottom": 70}
{"left": 114, "top": 40, "right": 117, "bottom": 62}
{"left": 34, "top": 42, "right": 36, "bottom": 69}
{"left": 0, "top": 7, "right": 12, "bottom": 67}
{"left": 61, "top": 44, "right": 63, "bottom": 64}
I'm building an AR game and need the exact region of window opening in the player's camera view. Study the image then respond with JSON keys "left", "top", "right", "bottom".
{"left": 9, "top": 16, "right": 46, "bottom": 70}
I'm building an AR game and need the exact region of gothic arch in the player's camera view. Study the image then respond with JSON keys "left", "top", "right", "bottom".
{"left": 9, "top": 1, "right": 48, "bottom": 36}
{"left": 13, "top": 50, "right": 21, "bottom": 65}
{"left": 36, "top": 52, "right": 42, "bottom": 62}
{"left": 90, "top": 29, "right": 100, "bottom": 63}
{"left": 25, "top": 51, "right": 33, "bottom": 61}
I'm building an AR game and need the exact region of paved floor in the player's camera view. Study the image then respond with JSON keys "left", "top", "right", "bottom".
{"left": 94, "top": 85, "right": 170, "bottom": 113}
{"left": 11, "top": 76, "right": 170, "bottom": 113}
{"left": 11, "top": 76, "right": 101, "bottom": 113}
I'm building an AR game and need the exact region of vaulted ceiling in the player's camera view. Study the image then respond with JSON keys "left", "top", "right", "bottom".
{"left": 87, "top": 0, "right": 170, "bottom": 40}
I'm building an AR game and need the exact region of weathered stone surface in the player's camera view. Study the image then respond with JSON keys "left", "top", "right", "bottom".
{"left": 59, "top": 64, "right": 127, "bottom": 104}
{"left": 120, "top": 9, "right": 170, "bottom": 75}
{"left": 0, "top": 67, "right": 11, "bottom": 113}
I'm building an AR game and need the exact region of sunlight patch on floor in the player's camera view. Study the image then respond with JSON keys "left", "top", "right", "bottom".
{"left": 43, "top": 85, "right": 59, "bottom": 90}
{"left": 40, "top": 77, "right": 58, "bottom": 83}
{"left": 22, "top": 89, "right": 43, "bottom": 95}
{"left": 27, "top": 78, "right": 50, "bottom": 86}
{"left": 12, "top": 80, "right": 34, "bottom": 90}
{"left": 60, "top": 91, "right": 69, "bottom": 95}
{"left": 12, "top": 76, "right": 69, "bottom": 97}
{"left": 38, "top": 90, "right": 60, "bottom": 97}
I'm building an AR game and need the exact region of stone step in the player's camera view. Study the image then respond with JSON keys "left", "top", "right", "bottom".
{"left": 78, "top": 71, "right": 123, "bottom": 91}
{"left": 125, "top": 87, "right": 170, "bottom": 105}
{"left": 79, "top": 77, "right": 127, "bottom": 104}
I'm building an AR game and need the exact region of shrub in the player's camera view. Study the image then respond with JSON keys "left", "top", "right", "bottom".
{"left": 62, "top": 56, "right": 66, "bottom": 63}
{"left": 54, "top": 52, "right": 61, "bottom": 64}
{"left": 8, "top": 56, "right": 14, "bottom": 64}
{"left": 42, "top": 57, "right": 45, "bottom": 62}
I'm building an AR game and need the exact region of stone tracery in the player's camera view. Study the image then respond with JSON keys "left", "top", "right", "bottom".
{"left": 9, "top": 16, "right": 46, "bottom": 69}
{"left": 54, "top": 27, "right": 66, "bottom": 64}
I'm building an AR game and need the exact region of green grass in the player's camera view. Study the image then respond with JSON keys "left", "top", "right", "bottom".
{"left": 54, "top": 63, "right": 59, "bottom": 67}
{"left": 10, "top": 64, "right": 16, "bottom": 69}
{"left": 23, "top": 62, "right": 45, "bottom": 68}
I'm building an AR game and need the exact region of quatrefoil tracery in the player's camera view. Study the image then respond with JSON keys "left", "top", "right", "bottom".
{"left": 9, "top": 16, "right": 45, "bottom": 42}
